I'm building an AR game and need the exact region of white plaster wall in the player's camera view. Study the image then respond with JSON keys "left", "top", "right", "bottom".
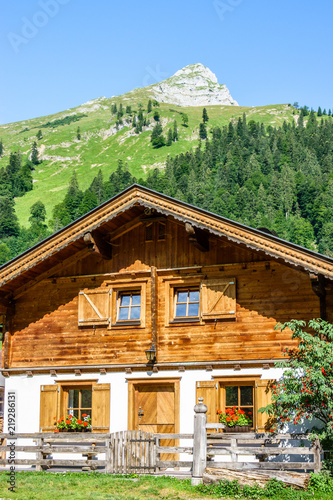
{"left": 1, "top": 367, "right": 288, "bottom": 469}
{"left": 3, "top": 367, "right": 285, "bottom": 435}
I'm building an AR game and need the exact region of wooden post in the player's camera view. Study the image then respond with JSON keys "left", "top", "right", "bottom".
{"left": 35, "top": 437, "right": 43, "bottom": 472}
{"left": 191, "top": 397, "right": 207, "bottom": 486}
{"left": 313, "top": 437, "right": 321, "bottom": 474}
{"left": 105, "top": 434, "right": 112, "bottom": 474}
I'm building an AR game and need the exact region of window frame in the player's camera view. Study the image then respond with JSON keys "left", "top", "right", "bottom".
{"left": 40, "top": 380, "right": 110, "bottom": 433}
{"left": 116, "top": 290, "right": 142, "bottom": 323}
{"left": 64, "top": 385, "right": 93, "bottom": 421}
{"left": 109, "top": 281, "right": 147, "bottom": 328}
{"left": 174, "top": 288, "right": 200, "bottom": 320}
{"left": 164, "top": 278, "right": 202, "bottom": 325}
{"left": 214, "top": 376, "right": 261, "bottom": 431}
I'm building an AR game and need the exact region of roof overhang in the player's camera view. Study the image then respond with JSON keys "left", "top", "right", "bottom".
{"left": 1, "top": 184, "right": 333, "bottom": 295}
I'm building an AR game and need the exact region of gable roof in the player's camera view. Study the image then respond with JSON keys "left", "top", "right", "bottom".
{"left": 1, "top": 184, "right": 333, "bottom": 296}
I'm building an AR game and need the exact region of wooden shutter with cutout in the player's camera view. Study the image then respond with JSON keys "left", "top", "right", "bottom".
{"left": 92, "top": 383, "right": 110, "bottom": 432}
{"left": 78, "top": 289, "right": 110, "bottom": 326}
{"left": 255, "top": 379, "right": 273, "bottom": 432}
{"left": 40, "top": 385, "right": 59, "bottom": 432}
{"left": 196, "top": 381, "right": 217, "bottom": 424}
{"left": 201, "top": 278, "right": 236, "bottom": 319}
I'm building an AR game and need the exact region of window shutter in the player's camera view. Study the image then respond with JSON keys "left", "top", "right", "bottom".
{"left": 92, "top": 383, "right": 110, "bottom": 432}
{"left": 255, "top": 380, "right": 273, "bottom": 432}
{"left": 201, "top": 278, "right": 236, "bottom": 319}
{"left": 40, "top": 385, "right": 59, "bottom": 432}
{"left": 196, "top": 381, "right": 217, "bottom": 424}
{"left": 78, "top": 289, "right": 110, "bottom": 326}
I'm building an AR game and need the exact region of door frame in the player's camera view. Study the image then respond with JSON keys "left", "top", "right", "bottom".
{"left": 127, "top": 378, "right": 180, "bottom": 433}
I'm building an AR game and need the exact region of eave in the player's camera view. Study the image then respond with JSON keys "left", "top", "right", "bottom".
{"left": 1, "top": 184, "right": 333, "bottom": 296}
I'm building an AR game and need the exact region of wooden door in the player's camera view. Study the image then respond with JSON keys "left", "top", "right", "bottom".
{"left": 133, "top": 383, "right": 176, "bottom": 460}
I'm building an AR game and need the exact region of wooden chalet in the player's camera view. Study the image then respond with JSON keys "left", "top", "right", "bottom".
{"left": 0, "top": 184, "right": 332, "bottom": 436}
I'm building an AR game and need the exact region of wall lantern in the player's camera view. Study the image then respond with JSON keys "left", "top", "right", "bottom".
{"left": 145, "top": 344, "right": 156, "bottom": 363}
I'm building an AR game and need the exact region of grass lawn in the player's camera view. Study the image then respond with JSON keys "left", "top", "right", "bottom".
{"left": 0, "top": 472, "right": 332, "bottom": 500}
{"left": 0, "top": 473, "right": 213, "bottom": 500}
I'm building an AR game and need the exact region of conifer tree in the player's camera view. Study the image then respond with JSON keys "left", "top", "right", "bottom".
{"left": 147, "top": 100, "right": 152, "bottom": 113}
{"left": 118, "top": 104, "right": 123, "bottom": 117}
{"left": 116, "top": 111, "right": 123, "bottom": 124}
{"left": 77, "top": 126, "right": 81, "bottom": 141}
{"left": 36, "top": 130, "right": 43, "bottom": 140}
{"left": 167, "top": 128, "right": 173, "bottom": 146}
{"left": 317, "top": 106, "right": 322, "bottom": 117}
{"left": 135, "top": 121, "right": 142, "bottom": 134}
{"left": 31, "top": 141, "right": 39, "bottom": 165}
{"left": 111, "top": 103, "right": 117, "bottom": 114}
{"left": 0, "top": 139, "right": 3, "bottom": 157}
{"left": 153, "top": 110, "right": 160, "bottom": 122}
{"left": 125, "top": 105, "right": 132, "bottom": 114}
{"left": 151, "top": 123, "right": 165, "bottom": 148}
{"left": 202, "top": 107, "right": 209, "bottom": 123}
{"left": 173, "top": 120, "right": 178, "bottom": 142}
{"left": 199, "top": 123, "right": 207, "bottom": 140}
{"left": 89, "top": 169, "right": 104, "bottom": 204}
{"left": 0, "top": 196, "right": 20, "bottom": 237}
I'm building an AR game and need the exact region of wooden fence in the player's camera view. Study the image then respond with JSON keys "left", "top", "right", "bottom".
{"left": 0, "top": 433, "right": 109, "bottom": 472}
{"left": 206, "top": 433, "right": 322, "bottom": 472}
{"left": 109, "top": 431, "right": 156, "bottom": 473}
{"left": 0, "top": 401, "right": 323, "bottom": 482}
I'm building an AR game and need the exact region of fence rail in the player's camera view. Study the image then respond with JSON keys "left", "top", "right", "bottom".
{"left": 206, "top": 432, "right": 321, "bottom": 474}
{"left": 0, "top": 432, "right": 109, "bottom": 472}
{"left": 0, "top": 416, "right": 323, "bottom": 482}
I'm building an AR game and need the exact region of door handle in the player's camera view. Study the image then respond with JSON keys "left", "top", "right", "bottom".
{"left": 138, "top": 407, "right": 144, "bottom": 420}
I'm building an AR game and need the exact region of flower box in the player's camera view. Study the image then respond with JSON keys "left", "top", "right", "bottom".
{"left": 223, "top": 425, "right": 252, "bottom": 433}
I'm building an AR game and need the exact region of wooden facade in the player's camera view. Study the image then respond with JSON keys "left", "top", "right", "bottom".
{"left": 1, "top": 185, "right": 333, "bottom": 434}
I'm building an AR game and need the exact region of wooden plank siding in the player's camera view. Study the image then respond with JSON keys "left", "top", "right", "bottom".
{"left": 2, "top": 219, "right": 323, "bottom": 369}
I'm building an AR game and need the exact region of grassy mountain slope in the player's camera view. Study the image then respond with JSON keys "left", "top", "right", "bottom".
{"left": 0, "top": 89, "right": 299, "bottom": 227}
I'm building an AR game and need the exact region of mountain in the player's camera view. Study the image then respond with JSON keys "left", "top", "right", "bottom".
{"left": 144, "top": 63, "right": 238, "bottom": 106}
{"left": 0, "top": 64, "right": 298, "bottom": 226}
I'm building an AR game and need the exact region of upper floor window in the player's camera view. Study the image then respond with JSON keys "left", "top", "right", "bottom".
{"left": 175, "top": 289, "right": 200, "bottom": 319}
{"left": 117, "top": 292, "right": 141, "bottom": 321}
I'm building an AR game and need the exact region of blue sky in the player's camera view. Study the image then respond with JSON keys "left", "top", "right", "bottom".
{"left": 1, "top": 0, "right": 333, "bottom": 124}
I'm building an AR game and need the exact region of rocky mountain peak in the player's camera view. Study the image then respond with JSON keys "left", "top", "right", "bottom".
{"left": 149, "top": 63, "right": 238, "bottom": 107}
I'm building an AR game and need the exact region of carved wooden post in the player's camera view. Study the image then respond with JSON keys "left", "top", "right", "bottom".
{"left": 191, "top": 397, "right": 207, "bottom": 485}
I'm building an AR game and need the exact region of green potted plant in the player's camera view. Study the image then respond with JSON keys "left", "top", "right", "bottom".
{"left": 54, "top": 413, "right": 91, "bottom": 432}
{"left": 217, "top": 407, "right": 253, "bottom": 432}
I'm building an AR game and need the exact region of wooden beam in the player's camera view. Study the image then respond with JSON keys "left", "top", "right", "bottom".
{"left": 310, "top": 274, "right": 326, "bottom": 320}
{"left": 151, "top": 266, "right": 157, "bottom": 346}
{"left": 3, "top": 332, "right": 10, "bottom": 369}
{"left": 108, "top": 216, "right": 143, "bottom": 242}
{"left": 13, "top": 247, "right": 91, "bottom": 300}
{"left": 83, "top": 232, "right": 112, "bottom": 260}
{"left": 185, "top": 223, "right": 209, "bottom": 252}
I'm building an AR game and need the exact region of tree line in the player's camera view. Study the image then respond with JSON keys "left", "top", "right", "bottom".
{"left": 1, "top": 110, "right": 333, "bottom": 265}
